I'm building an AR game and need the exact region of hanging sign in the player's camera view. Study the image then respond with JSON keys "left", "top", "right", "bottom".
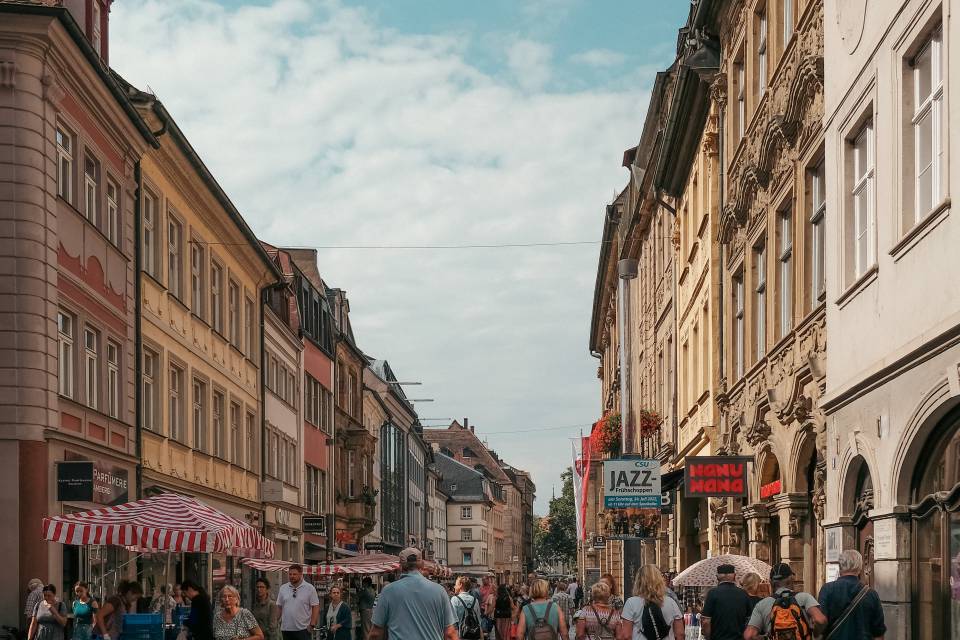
{"left": 760, "top": 479, "right": 782, "bottom": 499}
{"left": 592, "top": 535, "right": 607, "bottom": 549}
{"left": 684, "top": 457, "right": 752, "bottom": 498}
{"left": 603, "top": 458, "right": 661, "bottom": 508}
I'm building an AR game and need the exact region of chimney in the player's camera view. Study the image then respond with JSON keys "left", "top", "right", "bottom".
{"left": 463, "top": 418, "right": 469, "bottom": 431}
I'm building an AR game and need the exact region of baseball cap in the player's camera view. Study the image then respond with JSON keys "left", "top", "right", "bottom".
{"left": 399, "top": 547, "right": 423, "bottom": 563}
{"left": 770, "top": 562, "right": 793, "bottom": 581}
{"left": 716, "top": 564, "right": 736, "bottom": 575}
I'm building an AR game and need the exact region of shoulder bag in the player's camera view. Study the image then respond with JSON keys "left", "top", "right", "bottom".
{"left": 824, "top": 585, "right": 871, "bottom": 640}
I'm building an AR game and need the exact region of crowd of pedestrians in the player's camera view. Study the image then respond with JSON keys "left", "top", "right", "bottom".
{"left": 20, "top": 547, "right": 885, "bottom": 640}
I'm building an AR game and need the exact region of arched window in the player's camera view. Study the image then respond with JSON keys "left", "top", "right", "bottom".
{"left": 910, "top": 405, "right": 960, "bottom": 639}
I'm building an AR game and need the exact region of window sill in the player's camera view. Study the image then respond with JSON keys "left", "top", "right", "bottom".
{"left": 835, "top": 265, "right": 879, "bottom": 310}
{"left": 167, "top": 292, "right": 189, "bottom": 312}
{"left": 889, "top": 197, "right": 951, "bottom": 262}
{"left": 142, "top": 271, "right": 165, "bottom": 291}
{"left": 58, "top": 195, "right": 127, "bottom": 258}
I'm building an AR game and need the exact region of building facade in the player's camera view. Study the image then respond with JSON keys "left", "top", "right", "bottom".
{"left": 436, "top": 453, "right": 494, "bottom": 574}
{"left": 128, "top": 87, "right": 278, "bottom": 593}
{"left": 820, "top": 0, "right": 960, "bottom": 636}
{"left": 0, "top": 0, "right": 156, "bottom": 619}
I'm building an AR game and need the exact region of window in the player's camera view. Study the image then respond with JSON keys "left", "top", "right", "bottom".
{"left": 83, "top": 328, "right": 99, "bottom": 410}
{"left": 213, "top": 391, "right": 225, "bottom": 458}
{"left": 193, "top": 379, "right": 207, "bottom": 452}
{"left": 246, "top": 412, "right": 256, "bottom": 470}
{"left": 462, "top": 551, "right": 473, "bottom": 566}
{"left": 228, "top": 281, "right": 241, "bottom": 346}
{"left": 757, "top": 10, "right": 768, "bottom": 95}
{"left": 851, "top": 122, "right": 876, "bottom": 279}
{"left": 701, "top": 304, "right": 709, "bottom": 391}
{"left": 245, "top": 296, "right": 255, "bottom": 357}
{"left": 58, "top": 311, "right": 74, "bottom": 398}
{"left": 230, "top": 402, "right": 241, "bottom": 464}
{"left": 911, "top": 27, "right": 944, "bottom": 224}
{"left": 91, "top": 1, "right": 102, "bottom": 56}
{"left": 754, "top": 241, "right": 767, "bottom": 360}
{"left": 735, "top": 58, "right": 746, "bottom": 141}
{"left": 461, "top": 506, "right": 473, "bottom": 520}
{"left": 142, "top": 349, "right": 158, "bottom": 432}
{"left": 286, "top": 440, "right": 295, "bottom": 485}
{"left": 107, "top": 341, "right": 120, "bottom": 419}
{"left": 142, "top": 192, "right": 158, "bottom": 277}
{"left": 348, "top": 450, "right": 355, "bottom": 497}
{"left": 56, "top": 127, "right": 73, "bottom": 202}
{"left": 84, "top": 156, "right": 99, "bottom": 227}
{"left": 462, "top": 527, "right": 472, "bottom": 541}
{"left": 733, "top": 270, "right": 745, "bottom": 379}
{"left": 783, "top": 0, "right": 793, "bottom": 45}
{"left": 168, "top": 216, "right": 183, "bottom": 298}
{"left": 106, "top": 181, "right": 119, "bottom": 246}
{"left": 304, "top": 375, "right": 329, "bottom": 431}
{"left": 211, "top": 262, "right": 224, "bottom": 333}
{"left": 306, "top": 465, "right": 323, "bottom": 513}
{"left": 808, "top": 160, "right": 826, "bottom": 304}
{"left": 169, "top": 365, "right": 184, "bottom": 442}
{"left": 191, "top": 242, "right": 205, "bottom": 318}
{"left": 778, "top": 207, "right": 793, "bottom": 338}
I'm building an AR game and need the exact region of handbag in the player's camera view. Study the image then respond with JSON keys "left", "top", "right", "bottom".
{"left": 824, "top": 584, "right": 871, "bottom": 640}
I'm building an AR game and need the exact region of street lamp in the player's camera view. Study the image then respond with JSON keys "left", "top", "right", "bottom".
{"left": 618, "top": 258, "right": 638, "bottom": 455}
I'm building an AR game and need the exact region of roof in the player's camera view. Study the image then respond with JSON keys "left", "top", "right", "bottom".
{"left": 434, "top": 453, "right": 489, "bottom": 502}
{"left": 422, "top": 423, "right": 512, "bottom": 485}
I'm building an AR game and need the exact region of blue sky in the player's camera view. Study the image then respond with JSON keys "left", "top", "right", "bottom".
{"left": 110, "top": 0, "right": 689, "bottom": 513}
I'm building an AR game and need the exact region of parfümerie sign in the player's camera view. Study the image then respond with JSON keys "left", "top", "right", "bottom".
{"left": 603, "top": 458, "right": 662, "bottom": 508}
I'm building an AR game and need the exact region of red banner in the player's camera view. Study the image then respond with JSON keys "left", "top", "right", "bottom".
{"left": 684, "top": 456, "right": 751, "bottom": 498}
{"left": 760, "top": 479, "right": 782, "bottom": 499}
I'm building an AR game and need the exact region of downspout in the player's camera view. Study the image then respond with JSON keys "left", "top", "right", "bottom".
{"left": 617, "top": 258, "right": 638, "bottom": 455}
{"left": 259, "top": 284, "right": 284, "bottom": 538}
{"left": 134, "top": 161, "right": 143, "bottom": 499}
{"left": 717, "top": 102, "right": 726, "bottom": 382}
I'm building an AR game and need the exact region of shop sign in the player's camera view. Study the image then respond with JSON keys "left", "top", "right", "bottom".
{"left": 302, "top": 516, "right": 327, "bottom": 535}
{"left": 57, "top": 458, "right": 129, "bottom": 505}
{"left": 603, "top": 458, "right": 661, "bottom": 508}
{"left": 364, "top": 542, "right": 385, "bottom": 552}
{"left": 760, "top": 479, "right": 782, "bottom": 500}
{"left": 684, "top": 457, "right": 751, "bottom": 498}
{"left": 592, "top": 535, "right": 606, "bottom": 549}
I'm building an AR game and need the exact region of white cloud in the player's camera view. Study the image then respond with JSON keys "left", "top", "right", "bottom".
{"left": 110, "top": 0, "right": 649, "bottom": 512}
{"left": 570, "top": 48, "right": 627, "bottom": 68}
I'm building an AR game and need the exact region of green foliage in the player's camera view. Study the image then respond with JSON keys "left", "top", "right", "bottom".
{"left": 534, "top": 467, "right": 577, "bottom": 567}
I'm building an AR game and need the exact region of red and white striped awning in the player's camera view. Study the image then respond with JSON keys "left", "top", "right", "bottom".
{"left": 42, "top": 493, "right": 274, "bottom": 558}
{"left": 243, "top": 557, "right": 398, "bottom": 575}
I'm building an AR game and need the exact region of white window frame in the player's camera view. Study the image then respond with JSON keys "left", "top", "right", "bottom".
{"left": 168, "top": 216, "right": 183, "bottom": 299}
{"left": 778, "top": 208, "right": 793, "bottom": 338}
{"left": 193, "top": 379, "right": 207, "bottom": 452}
{"left": 142, "top": 192, "right": 158, "bottom": 277}
{"left": 228, "top": 280, "right": 241, "bottom": 346}
{"left": 169, "top": 365, "right": 183, "bottom": 442}
{"left": 755, "top": 241, "right": 767, "bottom": 360}
{"left": 56, "top": 127, "right": 73, "bottom": 203}
{"left": 213, "top": 391, "right": 225, "bottom": 458}
{"left": 211, "top": 262, "right": 224, "bottom": 333}
{"left": 142, "top": 349, "right": 157, "bottom": 432}
{"left": 245, "top": 296, "right": 255, "bottom": 358}
{"left": 757, "top": 11, "right": 768, "bottom": 95}
{"left": 58, "top": 311, "right": 74, "bottom": 398}
{"left": 84, "top": 327, "right": 99, "bottom": 410}
{"left": 736, "top": 60, "right": 746, "bottom": 141}
{"left": 462, "top": 527, "right": 472, "bottom": 541}
{"left": 191, "top": 242, "right": 206, "bottom": 319}
{"left": 246, "top": 412, "right": 256, "bottom": 471}
{"left": 230, "top": 401, "right": 241, "bottom": 464}
{"left": 106, "top": 181, "right": 119, "bottom": 246}
{"left": 91, "top": 1, "right": 102, "bottom": 57}
{"left": 733, "top": 271, "right": 745, "bottom": 379}
{"left": 852, "top": 123, "right": 876, "bottom": 278}
{"left": 783, "top": 0, "right": 793, "bottom": 44}
{"left": 810, "top": 161, "right": 826, "bottom": 303}
{"left": 461, "top": 506, "right": 472, "bottom": 520}
{"left": 84, "top": 156, "right": 99, "bottom": 228}
{"left": 912, "top": 27, "right": 944, "bottom": 224}
{"left": 107, "top": 340, "right": 120, "bottom": 419}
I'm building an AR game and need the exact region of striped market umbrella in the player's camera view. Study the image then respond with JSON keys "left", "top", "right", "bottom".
{"left": 672, "top": 554, "right": 773, "bottom": 587}
{"left": 42, "top": 492, "right": 274, "bottom": 558}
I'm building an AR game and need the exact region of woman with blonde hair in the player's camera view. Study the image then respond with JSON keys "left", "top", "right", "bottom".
{"left": 516, "top": 579, "right": 567, "bottom": 640}
{"left": 575, "top": 581, "right": 621, "bottom": 640}
{"left": 739, "top": 572, "right": 766, "bottom": 608}
{"left": 212, "top": 585, "right": 262, "bottom": 640}
{"left": 599, "top": 574, "right": 624, "bottom": 611}
{"left": 619, "top": 566, "right": 684, "bottom": 640}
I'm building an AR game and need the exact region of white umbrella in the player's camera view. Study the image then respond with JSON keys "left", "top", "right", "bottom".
{"left": 673, "top": 554, "right": 772, "bottom": 587}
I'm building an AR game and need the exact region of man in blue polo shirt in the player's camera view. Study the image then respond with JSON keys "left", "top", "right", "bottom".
{"left": 369, "top": 547, "right": 458, "bottom": 640}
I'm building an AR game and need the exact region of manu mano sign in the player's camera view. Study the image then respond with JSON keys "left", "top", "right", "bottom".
{"left": 603, "top": 458, "right": 661, "bottom": 508}
{"left": 684, "top": 456, "right": 752, "bottom": 498}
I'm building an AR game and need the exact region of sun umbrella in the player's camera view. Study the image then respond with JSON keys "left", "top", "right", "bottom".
{"left": 42, "top": 492, "right": 274, "bottom": 558}
{"left": 672, "top": 554, "right": 772, "bottom": 587}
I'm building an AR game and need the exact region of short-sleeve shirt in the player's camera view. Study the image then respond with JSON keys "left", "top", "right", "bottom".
{"left": 276, "top": 581, "right": 320, "bottom": 631}
{"left": 551, "top": 592, "right": 575, "bottom": 625}
{"left": 213, "top": 608, "right": 258, "bottom": 640}
{"left": 575, "top": 605, "right": 622, "bottom": 639}
{"left": 621, "top": 596, "right": 683, "bottom": 640}
{"left": 747, "top": 589, "right": 820, "bottom": 635}
{"left": 521, "top": 601, "right": 560, "bottom": 633}
{"left": 817, "top": 576, "right": 886, "bottom": 640}
{"left": 451, "top": 594, "right": 481, "bottom": 624}
{"left": 701, "top": 582, "right": 752, "bottom": 640}
{"left": 371, "top": 571, "right": 457, "bottom": 640}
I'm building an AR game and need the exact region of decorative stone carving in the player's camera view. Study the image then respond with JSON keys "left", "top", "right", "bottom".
{"left": 744, "top": 414, "right": 772, "bottom": 447}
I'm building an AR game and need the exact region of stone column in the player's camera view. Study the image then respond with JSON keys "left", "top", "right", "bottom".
{"left": 770, "top": 493, "right": 810, "bottom": 591}
{"left": 742, "top": 505, "right": 772, "bottom": 563}
{"left": 719, "top": 512, "right": 745, "bottom": 555}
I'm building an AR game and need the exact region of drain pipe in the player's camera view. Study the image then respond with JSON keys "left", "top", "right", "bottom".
{"left": 134, "top": 161, "right": 143, "bottom": 499}
{"left": 617, "top": 258, "right": 639, "bottom": 455}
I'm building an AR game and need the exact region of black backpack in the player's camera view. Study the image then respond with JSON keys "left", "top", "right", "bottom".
{"left": 638, "top": 601, "right": 671, "bottom": 640}
{"left": 456, "top": 595, "right": 483, "bottom": 640}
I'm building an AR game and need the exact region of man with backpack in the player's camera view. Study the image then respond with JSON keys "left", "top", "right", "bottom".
{"left": 451, "top": 577, "right": 483, "bottom": 640}
{"left": 816, "top": 550, "right": 886, "bottom": 640}
{"left": 744, "top": 563, "right": 827, "bottom": 640}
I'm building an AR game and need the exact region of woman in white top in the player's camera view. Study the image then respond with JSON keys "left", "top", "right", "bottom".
{"left": 618, "top": 565, "right": 683, "bottom": 640}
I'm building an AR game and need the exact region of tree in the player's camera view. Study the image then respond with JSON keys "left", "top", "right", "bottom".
{"left": 534, "top": 467, "right": 577, "bottom": 570}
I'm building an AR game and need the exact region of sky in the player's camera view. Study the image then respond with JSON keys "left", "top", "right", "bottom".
{"left": 110, "top": 0, "right": 689, "bottom": 514}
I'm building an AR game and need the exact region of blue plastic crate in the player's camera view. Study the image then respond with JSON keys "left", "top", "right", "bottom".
{"left": 123, "top": 614, "right": 163, "bottom": 629}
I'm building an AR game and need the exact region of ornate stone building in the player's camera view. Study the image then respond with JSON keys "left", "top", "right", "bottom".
{"left": 711, "top": 0, "right": 827, "bottom": 592}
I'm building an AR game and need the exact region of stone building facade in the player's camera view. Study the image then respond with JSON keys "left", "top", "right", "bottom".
{"left": 820, "top": 0, "right": 960, "bottom": 636}
{"left": 0, "top": 1, "right": 155, "bottom": 619}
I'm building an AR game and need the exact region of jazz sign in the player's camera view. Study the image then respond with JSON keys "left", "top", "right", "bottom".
{"left": 603, "top": 459, "right": 661, "bottom": 508}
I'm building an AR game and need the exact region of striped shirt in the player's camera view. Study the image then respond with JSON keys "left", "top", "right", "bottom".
{"left": 575, "top": 605, "right": 621, "bottom": 639}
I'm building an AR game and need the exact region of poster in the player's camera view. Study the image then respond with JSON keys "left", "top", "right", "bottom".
{"left": 603, "top": 458, "right": 661, "bottom": 508}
